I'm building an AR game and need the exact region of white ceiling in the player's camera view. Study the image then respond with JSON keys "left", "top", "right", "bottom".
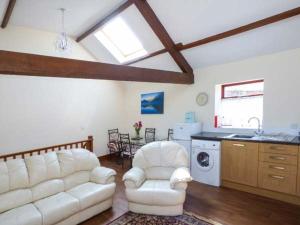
{"left": 1, "top": 0, "right": 300, "bottom": 71}
{"left": 1, "top": 0, "right": 125, "bottom": 37}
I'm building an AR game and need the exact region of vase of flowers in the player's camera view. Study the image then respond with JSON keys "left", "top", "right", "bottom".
{"left": 133, "top": 121, "right": 142, "bottom": 138}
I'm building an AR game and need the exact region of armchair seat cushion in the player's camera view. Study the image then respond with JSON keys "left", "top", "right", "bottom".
{"left": 34, "top": 192, "right": 80, "bottom": 225}
{"left": 125, "top": 180, "right": 186, "bottom": 206}
{"left": 67, "top": 182, "right": 116, "bottom": 210}
{"left": 0, "top": 204, "right": 42, "bottom": 225}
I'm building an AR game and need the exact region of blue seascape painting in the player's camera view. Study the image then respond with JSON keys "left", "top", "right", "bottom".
{"left": 141, "top": 92, "right": 164, "bottom": 114}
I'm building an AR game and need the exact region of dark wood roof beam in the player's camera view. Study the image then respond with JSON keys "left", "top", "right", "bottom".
{"left": 1, "top": 0, "right": 16, "bottom": 28}
{"left": 177, "top": 6, "right": 300, "bottom": 51}
{"left": 132, "top": 0, "right": 193, "bottom": 79}
{"left": 125, "top": 6, "right": 300, "bottom": 65}
{"left": 0, "top": 50, "right": 193, "bottom": 84}
{"left": 76, "top": 1, "right": 133, "bottom": 42}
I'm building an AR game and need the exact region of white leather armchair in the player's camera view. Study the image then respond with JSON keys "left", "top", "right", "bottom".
{"left": 122, "top": 141, "right": 192, "bottom": 216}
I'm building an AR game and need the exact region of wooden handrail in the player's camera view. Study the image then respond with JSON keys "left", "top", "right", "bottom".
{"left": 0, "top": 136, "right": 94, "bottom": 161}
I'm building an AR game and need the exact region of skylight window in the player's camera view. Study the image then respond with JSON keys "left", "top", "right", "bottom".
{"left": 94, "top": 17, "right": 147, "bottom": 63}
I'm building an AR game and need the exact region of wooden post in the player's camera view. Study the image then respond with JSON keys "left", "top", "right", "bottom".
{"left": 87, "top": 136, "right": 94, "bottom": 152}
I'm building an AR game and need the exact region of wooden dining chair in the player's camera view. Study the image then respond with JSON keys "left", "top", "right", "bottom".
{"left": 145, "top": 128, "right": 156, "bottom": 143}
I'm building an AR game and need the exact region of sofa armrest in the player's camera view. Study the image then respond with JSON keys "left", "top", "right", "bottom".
{"left": 90, "top": 166, "right": 116, "bottom": 184}
{"left": 170, "top": 167, "right": 192, "bottom": 190}
{"left": 122, "top": 167, "right": 145, "bottom": 189}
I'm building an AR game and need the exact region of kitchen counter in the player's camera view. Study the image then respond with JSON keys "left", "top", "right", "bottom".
{"left": 191, "top": 132, "right": 300, "bottom": 145}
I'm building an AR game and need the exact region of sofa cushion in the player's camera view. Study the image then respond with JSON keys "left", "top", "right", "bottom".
{"left": 67, "top": 182, "right": 116, "bottom": 210}
{"left": 6, "top": 159, "right": 29, "bottom": 191}
{"left": 0, "top": 162, "right": 9, "bottom": 194}
{"left": 57, "top": 151, "right": 75, "bottom": 177}
{"left": 125, "top": 180, "right": 186, "bottom": 206}
{"left": 57, "top": 149, "right": 100, "bottom": 178}
{"left": 34, "top": 192, "right": 80, "bottom": 225}
{"left": 0, "top": 189, "right": 32, "bottom": 214}
{"left": 71, "top": 149, "right": 100, "bottom": 171}
{"left": 31, "top": 179, "right": 64, "bottom": 201}
{"left": 63, "top": 171, "right": 90, "bottom": 190}
{"left": 25, "top": 155, "right": 46, "bottom": 186}
{"left": 25, "top": 153, "right": 61, "bottom": 186}
{"left": 0, "top": 204, "right": 42, "bottom": 225}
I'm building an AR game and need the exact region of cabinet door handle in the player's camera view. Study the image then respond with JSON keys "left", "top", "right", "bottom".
{"left": 269, "top": 165, "right": 285, "bottom": 170}
{"left": 269, "top": 156, "right": 286, "bottom": 161}
{"left": 233, "top": 143, "right": 245, "bottom": 147}
{"left": 270, "top": 146, "right": 285, "bottom": 150}
{"left": 269, "top": 174, "right": 285, "bottom": 180}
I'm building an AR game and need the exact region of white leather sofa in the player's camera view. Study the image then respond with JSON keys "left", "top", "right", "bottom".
{"left": 123, "top": 141, "right": 192, "bottom": 216}
{"left": 0, "top": 149, "right": 116, "bottom": 225}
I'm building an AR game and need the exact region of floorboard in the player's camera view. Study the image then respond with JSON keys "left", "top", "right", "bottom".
{"left": 80, "top": 158, "right": 300, "bottom": 225}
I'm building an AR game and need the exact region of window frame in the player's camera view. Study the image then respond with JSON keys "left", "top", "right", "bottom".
{"left": 94, "top": 17, "right": 147, "bottom": 63}
{"left": 221, "top": 79, "right": 264, "bottom": 99}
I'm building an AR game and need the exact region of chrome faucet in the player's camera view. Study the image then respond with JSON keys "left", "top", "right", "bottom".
{"left": 248, "top": 117, "right": 263, "bottom": 136}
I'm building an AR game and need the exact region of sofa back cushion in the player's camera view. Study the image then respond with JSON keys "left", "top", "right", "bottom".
{"left": 0, "top": 162, "right": 9, "bottom": 194}
{"left": 133, "top": 141, "right": 188, "bottom": 179}
{"left": 0, "top": 159, "right": 32, "bottom": 213}
{"left": 25, "top": 152, "right": 61, "bottom": 186}
{"left": 0, "top": 159, "right": 29, "bottom": 194}
{"left": 57, "top": 149, "right": 100, "bottom": 177}
{"left": 71, "top": 149, "right": 100, "bottom": 171}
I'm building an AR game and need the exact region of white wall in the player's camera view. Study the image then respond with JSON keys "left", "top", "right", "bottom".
{"left": 1, "top": 25, "right": 300, "bottom": 156}
{"left": 0, "top": 26, "right": 126, "bottom": 156}
{"left": 123, "top": 48, "right": 300, "bottom": 138}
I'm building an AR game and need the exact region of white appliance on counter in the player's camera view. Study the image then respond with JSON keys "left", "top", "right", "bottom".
{"left": 173, "top": 123, "right": 202, "bottom": 167}
{"left": 191, "top": 140, "right": 221, "bottom": 186}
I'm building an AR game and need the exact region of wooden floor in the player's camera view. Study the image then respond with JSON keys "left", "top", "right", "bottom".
{"left": 81, "top": 158, "right": 300, "bottom": 225}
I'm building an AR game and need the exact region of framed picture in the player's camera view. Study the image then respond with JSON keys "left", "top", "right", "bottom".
{"left": 141, "top": 92, "right": 164, "bottom": 114}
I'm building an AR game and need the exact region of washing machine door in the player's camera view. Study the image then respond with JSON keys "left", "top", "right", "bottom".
{"left": 195, "top": 150, "right": 214, "bottom": 171}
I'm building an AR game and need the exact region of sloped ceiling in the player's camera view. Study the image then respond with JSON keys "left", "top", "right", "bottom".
{"left": 1, "top": 0, "right": 300, "bottom": 71}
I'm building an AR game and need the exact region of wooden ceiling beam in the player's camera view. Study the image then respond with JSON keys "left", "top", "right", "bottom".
{"left": 177, "top": 6, "right": 300, "bottom": 51}
{"left": 1, "top": 0, "right": 16, "bottom": 28}
{"left": 132, "top": 0, "right": 194, "bottom": 79}
{"left": 124, "top": 6, "right": 300, "bottom": 65}
{"left": 76, "top": 1, "right": 133, "bottom": 42}
{"left": 0, "top": 50, "right": 193, "bottom": 84}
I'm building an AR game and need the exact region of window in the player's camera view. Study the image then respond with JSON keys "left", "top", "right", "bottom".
{"left": 94, "top": 17, "right": 147, "bottom": 63}
{"left": 215, "top": 79, "right": 264, "bottom": 129}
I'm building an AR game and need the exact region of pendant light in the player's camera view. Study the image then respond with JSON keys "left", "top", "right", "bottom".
{"left": 55, "top": 8, "right": 70, "bottom": 52}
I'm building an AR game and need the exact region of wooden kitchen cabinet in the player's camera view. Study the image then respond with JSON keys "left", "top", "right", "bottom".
{"left": 297, "top": 153, "right": 300, "bottom": 196}
{"left": 222, "top": 140, "right": 259, "bottom": 187}
{"left": 258, "top": 143, "right": 298, "bottom": 195}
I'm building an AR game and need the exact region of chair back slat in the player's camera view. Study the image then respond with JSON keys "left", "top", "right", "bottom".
{"left": 168, "top": 129, "right": 174, "bottom": 141}
{"left": 145, "top": 128, "right": 156, "bottom": 143}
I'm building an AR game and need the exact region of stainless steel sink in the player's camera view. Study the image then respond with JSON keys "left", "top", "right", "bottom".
{"left": 226, "top": 134, "right": 255, "bottom": 139}
{"left": 226, "top": 133, "right": 296, "bottom": 142}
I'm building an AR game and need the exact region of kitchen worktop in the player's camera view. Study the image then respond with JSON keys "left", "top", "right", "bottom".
{"left": 191, "top": 132, "right": 300, "bottom": 145}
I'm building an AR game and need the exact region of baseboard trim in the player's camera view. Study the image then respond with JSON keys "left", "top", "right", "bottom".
{"left": 222, "top": 180, "right": 300, "bottom": 206}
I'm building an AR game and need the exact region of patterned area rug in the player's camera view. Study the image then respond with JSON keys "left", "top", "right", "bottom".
{"left": 108, "top": 211, "right": 221, "bottom": 225}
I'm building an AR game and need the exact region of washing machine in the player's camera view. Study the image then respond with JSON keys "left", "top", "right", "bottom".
{"left": 191, "top": 139, "right": 221, "bottom": 187}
